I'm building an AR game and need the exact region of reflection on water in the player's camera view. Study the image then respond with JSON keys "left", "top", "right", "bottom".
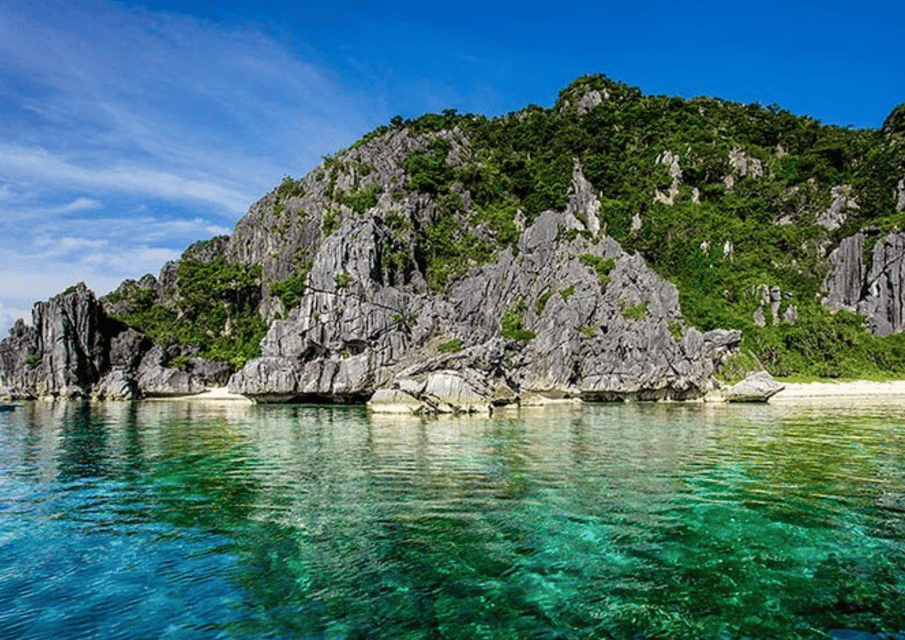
{"left": 1, "top": 400, "right": 904, "bottom": 639}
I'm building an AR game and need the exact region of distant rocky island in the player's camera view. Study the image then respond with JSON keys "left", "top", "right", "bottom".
{"left": 2, "top": 75, "right": 904, "bottom": 410}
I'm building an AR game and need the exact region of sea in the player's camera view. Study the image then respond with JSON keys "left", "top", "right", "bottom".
{"left": 1, "top": 398, "right": 903, "bottom": 639}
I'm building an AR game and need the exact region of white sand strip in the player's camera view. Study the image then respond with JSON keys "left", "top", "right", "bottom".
{"left": 773, "top": 379, "right": 905, "bottom": 400}
{"left": 148, "top": 387, "right": 253, "bottom": 403}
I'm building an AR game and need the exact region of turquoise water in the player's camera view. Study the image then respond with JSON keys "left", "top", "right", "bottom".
{"left": 1, "top": 400, "right": 904, "bottom": 639}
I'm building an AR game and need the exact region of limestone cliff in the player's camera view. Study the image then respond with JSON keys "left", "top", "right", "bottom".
{"left": 824, "top": 232, "right": 905, "bottom": 336}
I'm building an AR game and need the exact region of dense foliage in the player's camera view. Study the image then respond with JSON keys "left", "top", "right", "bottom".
{"left": 109, "top": 258, "right": 267, "bottom": 369}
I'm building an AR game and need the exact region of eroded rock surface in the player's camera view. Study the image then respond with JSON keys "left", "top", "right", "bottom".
{"left": 824, "top": 232, "right": 905, "bottom": 336}
{"left": 230, "top": 206, "right": 740, "bottom": 407}
{"left": 0, "top": 285, "right": 219, "bottom": 399}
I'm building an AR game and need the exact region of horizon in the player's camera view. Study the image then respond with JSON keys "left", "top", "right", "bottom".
{"left": 2, "top": 0, "right": 904, "bottom": 332}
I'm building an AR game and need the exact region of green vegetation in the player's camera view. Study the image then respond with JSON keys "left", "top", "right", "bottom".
{"left": 416, "top": 216, "right": 495, "bottom": 291}
{"left": 578, "top": 254, "right": 616, "bottom": 285}
{"left": 322, "top": 209, "right": 341, "bottom": 236}
{"left": 437, "top": 338, "right": 464, "bottom": 353}
{"left": 105, "top": 75, "right": 905, "bottom": 380}
{"left": 276, "top": 175, "right": 304, "bottom": 199}
{"left": 535, "top": 290, "right": 553, "bottom": 316}
{"left": 620, "top": 300, "right": 650, "bottom": 322}
{"left": 371, "top": 75, "right": 905, "bottom": 378}
{"left": 405, "top": 137, "right": 455, "bottom": 195}
{"left": 500, "top": 298, "right": 536, "bottom": 342}
{"left": 110, "top": 258, "right": 267, "bottom": 370}
{"left": 579, "top": 325, "right": 596, "bottom": 338}
{"left": 334, "top": 271, "right": 353, "bottom": 291}
{"left": 270, "top": 261, "right": 313, "bottom": 310}
{"left": 23, "top": 354, "right": 40, "bottom": 368}
{"left": 340, "top": 185, "right": 379, "bottom": 214}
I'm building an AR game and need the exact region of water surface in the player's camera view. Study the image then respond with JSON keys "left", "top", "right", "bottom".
{"left": 1, "top": 400, "right": 903, "bottom": 639}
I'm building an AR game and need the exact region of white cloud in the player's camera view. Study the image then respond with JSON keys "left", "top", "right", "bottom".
{"left": 0, "top": 143, "right": 253, "bottom": 215}
{"left": 0, "top": 302, "right": 29, "bottom": 331}
{"left": 0, "top": 1, "right": 377, "bottom": 313}
{"left": 54, "top": 197, "right": 101, "bottom": 213}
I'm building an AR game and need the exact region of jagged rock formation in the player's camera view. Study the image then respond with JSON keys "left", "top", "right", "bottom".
{"left": 0, "top": 285, "right": 229, "bottom": 400}
{"left": 816, "top": 185, "right": 859, "bottom": 231}
{"left": 653, "top": 150, "right": 682, "bottom": 205}
{"left": 0, "top": 284, "right": 107, "bottom": 398}
{"left": 753, "top": 285, "right": 797, "bottom": 327}
{"left": 229, "top": 201, "right": 740, "bottom": 407}
{"left": 724, "top": 147, "right": 764, "bottom": 189}
{"left": 824, "top": 232, "right": 905, "bottom": 336}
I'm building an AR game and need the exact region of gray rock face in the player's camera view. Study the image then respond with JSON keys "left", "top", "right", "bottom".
{"left": 897, "top": 178, "right": 905, "bottom": 213}
{"left": 2, "top": 126, "right": 743, "bottom": 406}
{"left": 816, "top": 185, "right": 859, "bottom": 230}
{"left": 824, "top": 232, "right": 905, "bottom": 336}
{"left": 566, "top": 163, "right": 601, "bottom": 235}
{"left": 753, "top": 285, "right": 796, "bottom": 326}
{"left": 0, "top": 284, "right": 106, "bottom": 398}
{"left": 92, "top": 369, "right": 137, "bottom": 400}
{"left": 653, "top": 150, "right": 682, "bottom": 205}
{"left": 135, "top": 346, "right": 211, "bottom": 397}
{"left": 0, "top": 285, "right": 217, "bottom": 400}
{"left": 575, "top": 89, "right": 605, "bottom": 115}
{"left": 727, "top": 147, "right": 764, "bottom": 184}
{"left": 823, "top": 233, "right": 866, "bottom": 311}
{"left": 231, "top": 203, "right": 740, "bottom": 405}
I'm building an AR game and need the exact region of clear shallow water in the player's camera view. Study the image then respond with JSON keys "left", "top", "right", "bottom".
{"left": 1, "top": 400, "right": 904, "bottom": 639}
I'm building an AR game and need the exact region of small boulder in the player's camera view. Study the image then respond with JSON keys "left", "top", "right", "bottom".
{"left": 366, "top": 388, "right": 426, "bottom": 414}
{"left": 722, "top": 371, "right": 785, "bottom": 402}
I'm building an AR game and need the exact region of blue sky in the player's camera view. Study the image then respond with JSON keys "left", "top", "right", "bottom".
{"left": 1, "top": 0, "right": 903, "bottom": 332}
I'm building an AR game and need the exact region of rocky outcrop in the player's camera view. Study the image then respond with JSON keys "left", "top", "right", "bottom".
{"left": 724, "top": 147, "right": 764, "bottom": 190}
{"left": 824, "top": 232, "right": 905, "bottom": 336}
{"left": 0, "top": 284, "right": 107, "bottom": 398}
{"left": 0, "top": 285, "right": 224, "bottom": 400}
{"left": 230, "top": 205, "right": 740, "bottom": 407}
{"left": 897, "top": 178, "right": 905, "bottom": 213}
{"left": 653, "top": 151, "right": 682, "bottom": 205}
{"left": 753, "top": 285, "right": 797, "bottom": 327}
{"left": 823, "top": 233, "right": 866, "bottom": 311}
{"left": 816, "top": 185, "right": 859, "bottom": 231}
{"left": 566, "top": 162, "right": 601, "bottom": 235}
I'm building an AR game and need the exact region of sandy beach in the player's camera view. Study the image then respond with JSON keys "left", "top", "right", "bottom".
{"left": 772, "top": 379, "right": 905, "bottom": 401}
{"left": 150, "top": 386, "right": 253, "bottom": 403}
{"left": 151, "top": 381, "right": 905, "bottom": 405}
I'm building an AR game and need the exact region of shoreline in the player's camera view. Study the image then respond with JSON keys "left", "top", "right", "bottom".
{"left": 10, "top": 381, "right": 905, "bottom": 405}
{"left": 146, "top": 386, "right": 253, "bottom": 403}
{"left": 771, "top": 379, "right": 905, "bottom": 401}
{"left": 164, "top": 380, "right": 905, "bottom": 405}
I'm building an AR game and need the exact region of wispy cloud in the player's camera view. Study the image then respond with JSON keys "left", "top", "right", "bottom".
{"left": 0, "top": 0, "right": 375, "bottom": 314}
{"left": 0, "top": 143, "right": 252, "bottom": 215}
